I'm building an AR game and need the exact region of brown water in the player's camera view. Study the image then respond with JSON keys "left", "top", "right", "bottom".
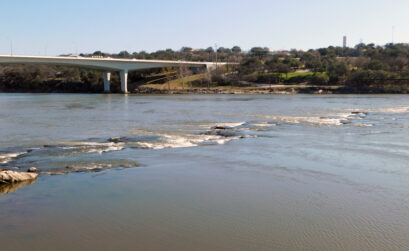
{"left": 1, "top": 94, "right": 409, "bottom": 250}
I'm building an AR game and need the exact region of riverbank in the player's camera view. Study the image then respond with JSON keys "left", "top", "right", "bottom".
{"left": 3, "top": 84, "right": 409, "bottom": 94}
{"left": 132, "top": 85, "right": 409, "bottom": 95}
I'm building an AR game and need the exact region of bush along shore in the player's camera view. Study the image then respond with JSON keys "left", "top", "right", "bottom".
{"left": 3, "top": 43, "right": 409, "bottom": 94}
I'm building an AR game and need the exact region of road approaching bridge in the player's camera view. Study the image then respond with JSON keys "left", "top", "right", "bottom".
{"left": 0, "top": 55, "right": 225, "bottom": 93}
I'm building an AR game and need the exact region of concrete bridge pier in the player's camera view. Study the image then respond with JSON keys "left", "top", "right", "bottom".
{"left": 120, "top": 69, "right": 128, "bottom": 93}
{"left": 103, "top": 72, "right": 111, "bottom": 93}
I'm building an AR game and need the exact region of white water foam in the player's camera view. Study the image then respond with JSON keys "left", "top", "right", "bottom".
{"left": 252, "top": 122, "right": 277, "bottom": 127}
{"left": 261, "top": 115, "right": 345, "bottom": 126}
{"left": 0, "top": 152, "right": 25, "bottom": 164}
{"left": 137, "top": 133, "right": 238, "bottom": 150}
{"left": 255, "top": 112, "right": 372, "bottom": 127}
{"left": 341, "top": 106, "right": 409, "bottom": 114}
{"left": 195, "top": 122, "right": 246, "bottom": 129}
{"left": 58, "top": 142, "right": 125, "bottom": 154}
{"left": 214, "top": 122, "right": 246, "bottom": 128}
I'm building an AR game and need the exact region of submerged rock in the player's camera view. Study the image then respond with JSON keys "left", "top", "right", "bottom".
{"left": 205, "top": 129, "right": 237, "bottom": 137}
{"left": 212, "top": 126, "right": 229, "bottom": 130}
{"left": 0, "top": 170, "right": 38, "bottom": 184}
{"left": 215, "top": 130, "right": 237, "bottom": 137}
{"left": 108, "top": 137, "right": 128, "bottom": 143}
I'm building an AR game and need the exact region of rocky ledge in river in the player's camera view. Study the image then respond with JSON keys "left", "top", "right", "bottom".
{"left": 0, "top": 170, "right": 38, "bottom": 184}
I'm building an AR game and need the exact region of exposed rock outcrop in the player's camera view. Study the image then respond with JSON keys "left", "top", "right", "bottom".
{"left": 27, "top": 167, "right": 38, "bottom": 173}
{"left": 0, "top": 170, "right": 38, "bottom": 184}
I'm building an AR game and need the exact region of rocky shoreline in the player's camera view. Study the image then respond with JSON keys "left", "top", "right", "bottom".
{"left": 131, "top": 86, "right": 409, "bottom": 95}
{"left": 2, "top": 85, "right": 409, "bottom": 95}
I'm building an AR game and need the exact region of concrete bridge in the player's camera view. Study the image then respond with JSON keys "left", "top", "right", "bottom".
{"left": 0, "top": 55, "right": 225, "bottom": 93}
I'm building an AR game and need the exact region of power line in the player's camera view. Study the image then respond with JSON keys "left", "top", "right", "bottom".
{"left": 10, "top": 40, "right": 13, "bottom": 56}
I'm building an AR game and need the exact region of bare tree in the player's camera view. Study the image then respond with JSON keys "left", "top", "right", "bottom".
{"left": 179, "top": 64, "right": 184, "bottom": 90}
{"left": 164, "top": 67, "right": 174, "bottom": 91}
{"left": 205, "top": 68, "right": 212, "bottom": 89}
{"left": 178, "top": 64, "right": 191, "bottom": 89}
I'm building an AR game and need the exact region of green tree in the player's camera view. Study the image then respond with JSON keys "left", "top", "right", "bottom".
{"left": 327, "top": 61, "right": 349, "bottom": 82}
{"left": 239, "top": 58, "right": 263, "bottom": 75}
{"left": 250, "top": 47, "right": 270, "bottom": 59}
{"left": 232, "top": 46, "right": 242, "bottom": 53}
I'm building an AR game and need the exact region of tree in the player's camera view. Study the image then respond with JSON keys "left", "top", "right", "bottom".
{"left": 327, "top": 61, "right": 349, "bottom": 82}
{"left": 205, "top": 47, "right": 214, "bottom": 61}
{"left": 265, "top": 58, "right": 279, "bottom": 71}
{"left": 163, "top": 67, "right": 174, "bottom": 91}
{"left": 250, "top": 47, "right": 270, "bottom": 59}
{"left": 217, "top": 47, "right": 231, "bottom": 54}
{"left": 178, "top": 64, "right": 191, "bottom": 89}
{"left": 180, "top": 47, "right": 193, "bottom": 53}
{"left": 205, "top": 47, "right": 214, "bottom": 53}
{"left": 93, "top": 51, "right": 103, "bottom": 56}
{"left": 277, "top": 63, "right": 292, "bottom": 79}
{"left": 283, "top": 57, "right": 302, "bottom": 69}
{"left": 239, "top": 58, "right": 263, "bottom": 75}
{"left": 363, "top": 60, "right": 386, "bottom": 71}
{"left": 118, "top": 51, "right": 130, "bottom": 58}
{"left": 232, "top": 46, "right": 242, "bottom": 53}
{"left": 301, "top": 52, "right": 322, "bottom": 73}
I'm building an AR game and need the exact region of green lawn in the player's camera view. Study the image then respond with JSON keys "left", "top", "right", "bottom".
{"left": 284, "top": 71, "right": 314, "bottom": 78}
{"left": 253, "top": 71, "right": 314, "bottom": 79}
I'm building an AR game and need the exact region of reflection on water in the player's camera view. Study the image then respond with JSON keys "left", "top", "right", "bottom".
{"left": 1, "top": 94, "right": 409, "bottom": 250}
{"left": 0, "top": 179, "right": 37, "bottom": 196}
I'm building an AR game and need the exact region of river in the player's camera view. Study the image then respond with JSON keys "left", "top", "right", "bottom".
{"left": 1, "top": 93, "right": 409, "bottom": 250}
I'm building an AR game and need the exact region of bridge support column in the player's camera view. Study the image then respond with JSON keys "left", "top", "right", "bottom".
{"left": 120, "top": 70, "right": 128, "bottom": 93}
{"left": 103, "top": 72, "right": 111, "bottom": 93}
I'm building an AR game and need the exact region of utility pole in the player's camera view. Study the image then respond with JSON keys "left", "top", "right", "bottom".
{"left": 392, "top": 26, "right": 395, "bottom": 44}
{"left": 214, "top": 43, "right": 218, "bottom": 70}
{"left": 10, "top": 40, "right": 13, "bottom": 56}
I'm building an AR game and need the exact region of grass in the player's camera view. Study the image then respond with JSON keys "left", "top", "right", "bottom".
{"left": 248, "top": 70, "right": 315, "bottom": 79}
{"left": 139, "top": 70, "right": 326, "bottom": 91}
{"left": 141, "top": 74, "right": 205, "bottom": 90}
{"left": 284, "top": 71, "right": 314, "bottom": 78}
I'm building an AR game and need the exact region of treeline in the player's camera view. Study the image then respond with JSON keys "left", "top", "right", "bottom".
{"left": 2, "top": 43, "right": 409, "bottom": 93}
{"left": 234, "top": 43, "right": 409, "bottom": 89}
{"left": 206, "top": 43, "right": 409, "bottom": 92}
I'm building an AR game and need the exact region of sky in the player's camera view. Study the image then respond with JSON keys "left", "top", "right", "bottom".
{"left": 0, "top": 0, "right": 409, "bottom": 55}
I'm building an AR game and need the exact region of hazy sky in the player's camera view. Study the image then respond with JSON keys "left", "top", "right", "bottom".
{"left": 0, "top": 0, "right": 408, "bottom": 55}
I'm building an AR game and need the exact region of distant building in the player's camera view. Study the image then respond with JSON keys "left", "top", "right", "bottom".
{"left": 343, "top": 36, "right": 347, "bottom": 48}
